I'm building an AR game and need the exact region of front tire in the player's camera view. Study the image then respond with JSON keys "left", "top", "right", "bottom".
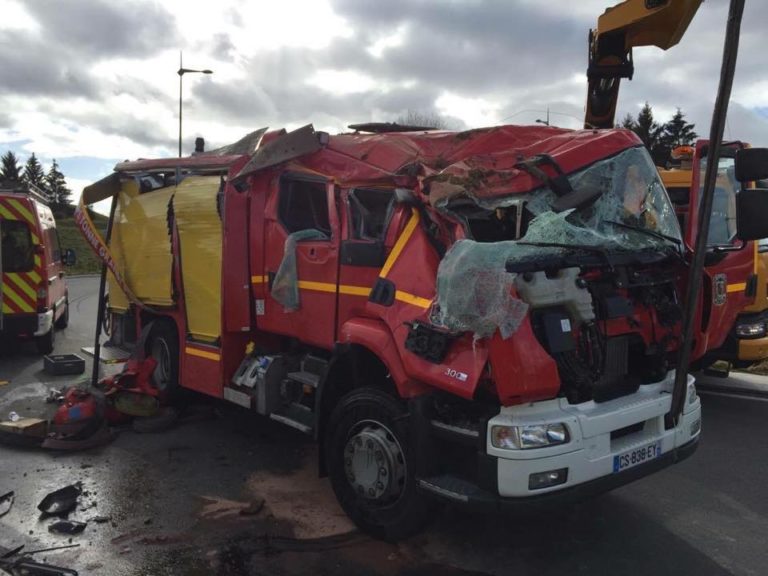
{"left": 325, "top": 387, "right": 436, "bottom": 541}
{"left": 36, "top": 324, "right": 55, "bottom": 355}
{"left": 55, "top": 298, "right": 69, "bottom": 329}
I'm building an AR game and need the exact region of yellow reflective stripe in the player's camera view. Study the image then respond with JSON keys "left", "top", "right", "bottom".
{"left": 28, "top": 271, "right": 41, "bottom": 283}
{"left": 338, "top": 284, "right": 371, "bottom": 296}
{"left": 7, "top": 199, "right": 36, "bottom": 225}
{"left": 379, "top": 208, "right": 419, "bottom": 278}
{"left": 2, "top": 283, "right": 34, "bottom": 312}
{"left": 297, "top": 280, "right": 337, "bottom": 293}
{"left": 6, "top": 274, "right": 36, "bottom": 301}
{"left": 755, "top": 243, "right": 759, "bottom": 275}
{"left": 727, "top": 282, "right": 747, "bottom": 293}
{"left": 0, "top": 204, "right": 16, "bottom": 220}
{"left": 34, "top": 255, "right": 41, "bottom": 268}
{"left": 395, "top": 290, "right": 432, "bottom": 309}
{"left": 1, "top": 302, "right": 13, "bottom": 313}
{"left": 251, "top": 275, "right": 267, "bottom": 284}
{"left": 185, "top": 347, "right": 221, "bottom": 361}
{"left": 31, "top": 233, "right": 40, "bottom": 245}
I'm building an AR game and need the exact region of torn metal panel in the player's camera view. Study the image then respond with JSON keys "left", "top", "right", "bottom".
{"left": 81, "top": 172, "right": 121, "bottom": 205}
{"left": 235, "top": 124, "right": 326, "bottom": 182}
{"left": 206, "top": 127, "right": 269, "bottom": 156}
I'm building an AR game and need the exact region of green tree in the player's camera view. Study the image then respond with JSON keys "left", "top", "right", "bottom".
{"left": 632, "top": 102, "right": 663, "bottom": 155}
{"left": 22, "top": 153, "right": 46, "bottom": 191}
{"left": 657, "top": 108, "right": 697, "bottom": 160}
{"left": 619, "top": 113, "right": 635, "bottom": 130}
{"left": 45, "top": 160, "right": 72, "bottom": 214}
{"left": 1, "top": 151, "right": 22, "bottom": 181}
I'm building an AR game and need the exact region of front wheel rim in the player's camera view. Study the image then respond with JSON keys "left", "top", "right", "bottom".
{"left": 343, "top": 420, "right": 407, "bottom": 503}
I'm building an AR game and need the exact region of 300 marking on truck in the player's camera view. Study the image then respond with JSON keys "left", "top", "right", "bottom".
{"left": 613, "top": 441, "right": 662, "bottom": 473}
{"left": 444, "top": 368, "right": 468, "bottom": 382}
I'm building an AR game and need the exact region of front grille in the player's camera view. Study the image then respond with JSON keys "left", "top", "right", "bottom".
{"left": 610, "top": 421, "right": 644, "bottom": 441}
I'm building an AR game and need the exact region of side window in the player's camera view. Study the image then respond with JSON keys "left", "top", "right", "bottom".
{"left": 46, "top": 228, "right": 62, "bottom": 262}
{"left": 278, "top": 179, "right": 330, "bottom": 236}
{"left": 1, "top": 220, "right": 34, "bottom": 272}
{"left": 348, "top": 188, "right": 394, "bottom": 241}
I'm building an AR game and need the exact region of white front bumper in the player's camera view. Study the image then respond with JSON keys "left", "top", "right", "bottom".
{"left": 488, "top": 371, "right": 701, "bottom": 497}
{"left": 33, "top": 310, "right": 53, "bottom": 336}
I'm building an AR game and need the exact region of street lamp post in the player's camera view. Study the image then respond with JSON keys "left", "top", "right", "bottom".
{"left": 535, "top": 107, "right": 551, "bottom": 127}
{"left": 177, "top": 52, "right": 212, "bottom": 157}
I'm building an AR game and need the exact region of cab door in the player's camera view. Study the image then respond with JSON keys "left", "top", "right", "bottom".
{"left": 260, "top": 174, "right": 340, "bottom": 349}
{"left": 688, "top": 141, "right": 753, "bottom": 356}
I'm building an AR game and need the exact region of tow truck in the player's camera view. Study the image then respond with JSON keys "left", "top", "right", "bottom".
{"left": 587, "top": 0, "right": 766, "bottom": 373}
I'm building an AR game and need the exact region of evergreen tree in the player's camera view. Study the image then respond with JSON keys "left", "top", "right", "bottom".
{"left": 22, "top": 153, "right": 46, "bottom": 191}
{"left": 658, "top": 108, "right": 697, "bottom": 154}
{"left": 632, "top": 102, "right": 663, "bottom": 153}
{"left": 1, "top": 151, "right": 22, "bottom": 181}
{"left": 45, "top": 160, "right": 71, "bottom": 213}
{"left": 619, "top": 113, "right": 635, "bottom": 130}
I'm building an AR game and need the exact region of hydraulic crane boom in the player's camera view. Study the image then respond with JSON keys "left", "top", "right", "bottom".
{"left": 585, "top": 0, "right": 703, "bottom": 129}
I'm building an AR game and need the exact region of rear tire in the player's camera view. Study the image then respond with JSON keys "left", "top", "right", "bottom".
{"left": 145, "top": 320, "right": 181, "bottom": 403}
{"left": 36, "top": 324, "right": 55, "bottom": 355}
{"left": 325, "top": 387, "right": 437, "bottom": 541}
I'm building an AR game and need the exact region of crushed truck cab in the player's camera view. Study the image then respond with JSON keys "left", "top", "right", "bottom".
{"left": 80, "top": 124, "right": 705, "bottom": 539}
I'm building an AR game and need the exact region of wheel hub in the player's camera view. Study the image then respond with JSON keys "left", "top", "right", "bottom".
{"left": 343, "top": 423, "right": 406, "bottom": 502}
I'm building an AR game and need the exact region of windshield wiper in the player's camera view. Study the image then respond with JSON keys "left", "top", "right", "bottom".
{"left": 603, "top": 220, "right": 682, "bottom": 246}
{"left": 515, "top": 241, "right": 615, "bottom": 270}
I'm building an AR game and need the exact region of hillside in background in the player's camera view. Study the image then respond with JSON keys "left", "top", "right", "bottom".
{"left": 57, "top": 211, "right": 109, "bottom": 275}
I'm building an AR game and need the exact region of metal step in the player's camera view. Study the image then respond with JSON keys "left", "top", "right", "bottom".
{"left": 286, "top": 371, "right": 320, "bottom": 388}
{"left": 80, "top": 345, "right": 133, "bottom": 364}
{"left": 417, "top": 474, "right": 496, "bottom": 505}
{"left": 269, "top": 403, "right": 315, "bottom": 434}
{"left": 302, "top": 355, "right": 328, "bottom": 376}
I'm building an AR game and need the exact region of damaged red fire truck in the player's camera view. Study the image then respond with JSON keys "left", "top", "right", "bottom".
{"left": 77, "top": 122, "right": 768, "bottom": 539}
{"left": 76, "top": 0, "right": 768, "bottom": 542}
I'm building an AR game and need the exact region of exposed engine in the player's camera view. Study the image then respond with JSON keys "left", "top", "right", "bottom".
{"left": 514, "top": 264, "right": 681, "bottom": 404}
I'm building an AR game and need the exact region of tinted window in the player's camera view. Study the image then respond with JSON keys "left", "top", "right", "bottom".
{"left": 348, "top": 188, "right": 394, "bottom": 241}
{"left": 278, "top": 179, "right": 330, "bottom": 236}
{"left": 1, "top": 220, "right": 34, "bottom": 272}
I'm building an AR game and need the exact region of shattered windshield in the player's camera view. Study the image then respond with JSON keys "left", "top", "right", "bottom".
{"left": 449, "top": 147, "right": 682, "bottom": 257}
{"left": 523, "top": 146, "right": 682, "bottom": 251}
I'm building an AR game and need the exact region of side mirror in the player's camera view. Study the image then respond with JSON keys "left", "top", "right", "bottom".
{"left": 736, "top": 188, "right": 768, "bottom": 241}
{"left": 735, "top": 148, "right": 768, "bottom": 183}
{"left": 63, "top": 248, "right": 77, "bottom": 266}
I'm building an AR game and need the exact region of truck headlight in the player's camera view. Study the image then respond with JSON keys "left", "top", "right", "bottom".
{"left": 491, "top": 423, "right": 569, "bottom": 450}
{"left": 736, "top": 321, "right": 766, "bottom": 338}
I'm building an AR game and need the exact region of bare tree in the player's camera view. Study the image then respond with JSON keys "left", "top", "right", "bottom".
{"left": 394, "top": 110, "right": 458, "bottom": 130}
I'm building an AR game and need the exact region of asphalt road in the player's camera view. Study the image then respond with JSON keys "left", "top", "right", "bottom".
{"left": 0, "top": 276, "right": 767, "bottom": 576}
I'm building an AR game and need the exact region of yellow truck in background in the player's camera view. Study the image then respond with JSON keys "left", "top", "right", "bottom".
{"left": 659, "top": 146, "right": 768, "bottom": 369}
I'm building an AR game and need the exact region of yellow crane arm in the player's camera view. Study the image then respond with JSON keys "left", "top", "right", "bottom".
{"left": 585, "top": 0, "right": 703, "bottom": 129}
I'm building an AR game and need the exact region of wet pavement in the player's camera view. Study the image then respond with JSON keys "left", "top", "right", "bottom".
{"left": 1, "top": 276, "right": 768, "bottom": 576}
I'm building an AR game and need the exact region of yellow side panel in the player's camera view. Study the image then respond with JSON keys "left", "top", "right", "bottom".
{"left": 109, "top": 180, "right": 174, "bottom": 307}
{"left": 174, "top": 176, "right": 222, "bottom": 342}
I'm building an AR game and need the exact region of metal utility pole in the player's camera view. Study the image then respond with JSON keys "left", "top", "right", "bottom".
{"left": 177, "top": 52, "right": 213, "bottom": 158}
{"left": 670, "top": 0, "right": 746, "bottom": 424}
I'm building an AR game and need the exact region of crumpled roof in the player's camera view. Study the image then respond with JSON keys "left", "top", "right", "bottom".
{"left": 109, "top": 124, "right": 642, "bottom": 201}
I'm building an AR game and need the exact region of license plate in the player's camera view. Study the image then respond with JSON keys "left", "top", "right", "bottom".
{"left": 613, "top": 441, "right": 662, "bottom": 473}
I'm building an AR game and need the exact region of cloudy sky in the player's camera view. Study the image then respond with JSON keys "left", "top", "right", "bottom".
{"left": 1, "top": 0, "right": 767, "bottom": 206}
